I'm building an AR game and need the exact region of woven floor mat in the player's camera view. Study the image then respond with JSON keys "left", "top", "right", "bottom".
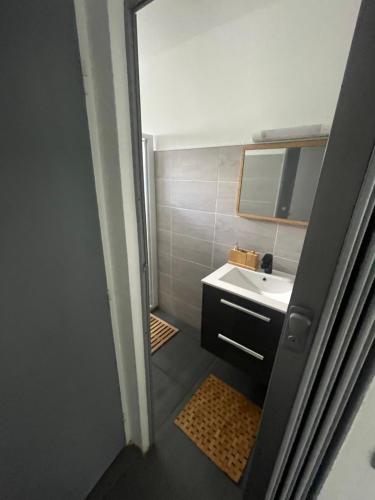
{"left": 175, "top": 374, "right": 262, "bottom": 482}
{"left": 150, "top": 313, "right": 179, "bottom": 354}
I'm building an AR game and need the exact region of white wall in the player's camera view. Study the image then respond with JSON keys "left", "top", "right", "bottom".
{"left": 137, "top": 0, "right": 361, "bottom": 150}
{"left": 318, "top": 375, "right": 375, "bottom": 500}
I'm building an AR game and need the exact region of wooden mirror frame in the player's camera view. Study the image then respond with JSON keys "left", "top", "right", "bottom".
{"left": 236, "top": 138, "right": 328, "bottom": 227}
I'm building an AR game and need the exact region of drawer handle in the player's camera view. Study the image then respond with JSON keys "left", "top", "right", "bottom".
{"left": 220, "top": 298, "right": 271, "bottom": 323}
{"left": 218, "top": 333, "right": 264, "bottom": 361}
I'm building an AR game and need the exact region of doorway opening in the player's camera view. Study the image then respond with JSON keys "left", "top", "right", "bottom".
{"left": 83, "top": 0, "right": 375, "bottom": 498}
{"left": 130, "top": 0, "right": 363, "bottom": 497}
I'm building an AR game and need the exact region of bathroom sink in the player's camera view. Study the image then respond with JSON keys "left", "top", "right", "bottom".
{"left": 202, "top": 263, "right": 294, "bottom": 312}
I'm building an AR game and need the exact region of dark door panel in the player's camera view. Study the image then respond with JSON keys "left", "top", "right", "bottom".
{"left": 0, "top": 2, "right": 124, "bottom": 499}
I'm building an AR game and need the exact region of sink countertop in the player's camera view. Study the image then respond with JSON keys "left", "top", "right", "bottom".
{"left": 201, "top": 263, "right": 295, "bottom": 313}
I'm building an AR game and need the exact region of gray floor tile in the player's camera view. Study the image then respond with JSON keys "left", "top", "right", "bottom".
{"left": 90, "top": 310, "right": 256, "bottom": 500}
{"left": 87, "top": 446, "right": 143, "bottom": 500}
{"left": 205, "top": 357, "right": 266, "bottom": 407}
{"left": 105, "top": 448, "right": 182, "bottom": 500}
{"left": 153, "top": 330, "right": 215, "bottom": 391}
{"left": 153, "top": 416, "right": 243, "bottom": 500}
{"left": 154, "top": 308, "right": 201, "bottom": 342}
{"left": 151, "top": 364, "right": 186, "bottom": 432}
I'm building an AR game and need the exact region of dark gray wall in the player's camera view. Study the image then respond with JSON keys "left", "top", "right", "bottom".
{"left": 0, "top": 1, "right": 125, "bottom": 499}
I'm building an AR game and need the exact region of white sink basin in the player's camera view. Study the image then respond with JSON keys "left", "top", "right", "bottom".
{"left": 202, "top": 263, "right": 294, "bottom": 312}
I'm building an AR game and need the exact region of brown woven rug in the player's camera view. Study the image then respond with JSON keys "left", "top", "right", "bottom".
{"left": 175, "top": 374, "right": 262, "bottom": 482}
{"left": 150, "top": 314, "right": 179, "bottom": 354}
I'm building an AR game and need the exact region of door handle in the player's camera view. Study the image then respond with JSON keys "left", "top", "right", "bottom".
{"left": 218, "top": 333, "right": 264, "bottom": 360}
{"left": 220, "top": 298, "right": 271, "bottom": 322}
{"left": 283, "top": 306, "right": 313, "bottom": 353}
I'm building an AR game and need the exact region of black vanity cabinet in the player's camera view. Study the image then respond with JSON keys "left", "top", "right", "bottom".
{"left": 201, "top": 284, "right": 285, "bottom": 386}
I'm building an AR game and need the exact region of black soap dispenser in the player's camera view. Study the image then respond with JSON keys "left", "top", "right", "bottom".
{"left": 261, "top": 254, "right": 273, "bottom": 274}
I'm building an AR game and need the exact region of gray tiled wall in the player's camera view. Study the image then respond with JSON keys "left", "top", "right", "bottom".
{"left": 155, "top": 146, "right": 307, "bottom": 329}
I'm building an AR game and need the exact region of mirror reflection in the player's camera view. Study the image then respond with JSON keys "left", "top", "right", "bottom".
{"left": 237, "top": 140, "right": 327, "bottom": 225}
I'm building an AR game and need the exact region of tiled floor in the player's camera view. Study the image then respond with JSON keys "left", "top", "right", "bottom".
{"left": 88, "top": 309, "right": 263, "bottom": 500}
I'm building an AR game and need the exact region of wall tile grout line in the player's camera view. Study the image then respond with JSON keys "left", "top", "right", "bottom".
{"left": 272, "top": 224, "right": 279, "bottom": 256}
{"left": 158, "top": 203, "right": 216, "bottom": 217}
{"left": 274, "top": 255, "right": 299, "bottom": 264}
{"left": 171, "top": 255, "right": 213, "bottom": 271}
{"left": 157, "top": 178, "right": 219, "bottom": 183}
{"left": 169, "top": 210, "right": 173, "bottom": 274}
{"left": 211, "top": 149, "right": 220, "bottom": 268}
{"left": 158, "top": 252, "right": 298, "bottom": 277}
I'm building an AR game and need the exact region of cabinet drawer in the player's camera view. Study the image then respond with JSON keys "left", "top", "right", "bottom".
{"left": 202, "top": 285, "right": 284, "bottom": 356}
{"left": 201, "top": 318, "right": 270, "bottom": 382}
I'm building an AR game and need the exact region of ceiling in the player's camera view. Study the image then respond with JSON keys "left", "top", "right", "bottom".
{"left": 136, "top": 0, "right": 277, "bottom": 60}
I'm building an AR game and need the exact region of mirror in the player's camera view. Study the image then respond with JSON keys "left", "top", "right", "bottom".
{"left": 237, "top": 139, "right": 327, "bottom": 226}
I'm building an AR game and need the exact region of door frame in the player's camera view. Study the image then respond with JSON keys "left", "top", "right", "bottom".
{"left": 74, "top": 0, "right": 152, "bottom": 452}
{"left": 77, "top": 0, "right": 374, "bottom": 494}
{"left": 142, "top": 134, "right": 158, "bottom": 310}
{"left": 123, "top": 0, "right": 375, "bottom": 493}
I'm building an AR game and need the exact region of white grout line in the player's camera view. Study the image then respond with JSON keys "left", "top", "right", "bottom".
{"left": 159, "top": 204, "right": 216, "bottom": 216}
{"left": 157, "top": 203, "right": 238, "bottom": 218}
{"left": 168, "top": 205, "right": 172, "bottom": 233}
{"left": 171, "top": 229, "right": 212, "bottom": 245}
{"left": 155, "top": 144, "right": 242, "bottom": 154}
{"left": 169, "top": 211, "right": 173, "bottom": 274}
{"left": 172, "top": 254, "right": 213, "bottom": 270}
{"left": 157, "top": 178, "right": 219, "bottom": 183}
{"left": 272, "top": 224, "right": 279, "bottom": 256}
{"left": 211, "top": 182, "right": 220, "bottom": 268}
{"left": 274, "top": 255, "right": 299, "bottom": 263}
